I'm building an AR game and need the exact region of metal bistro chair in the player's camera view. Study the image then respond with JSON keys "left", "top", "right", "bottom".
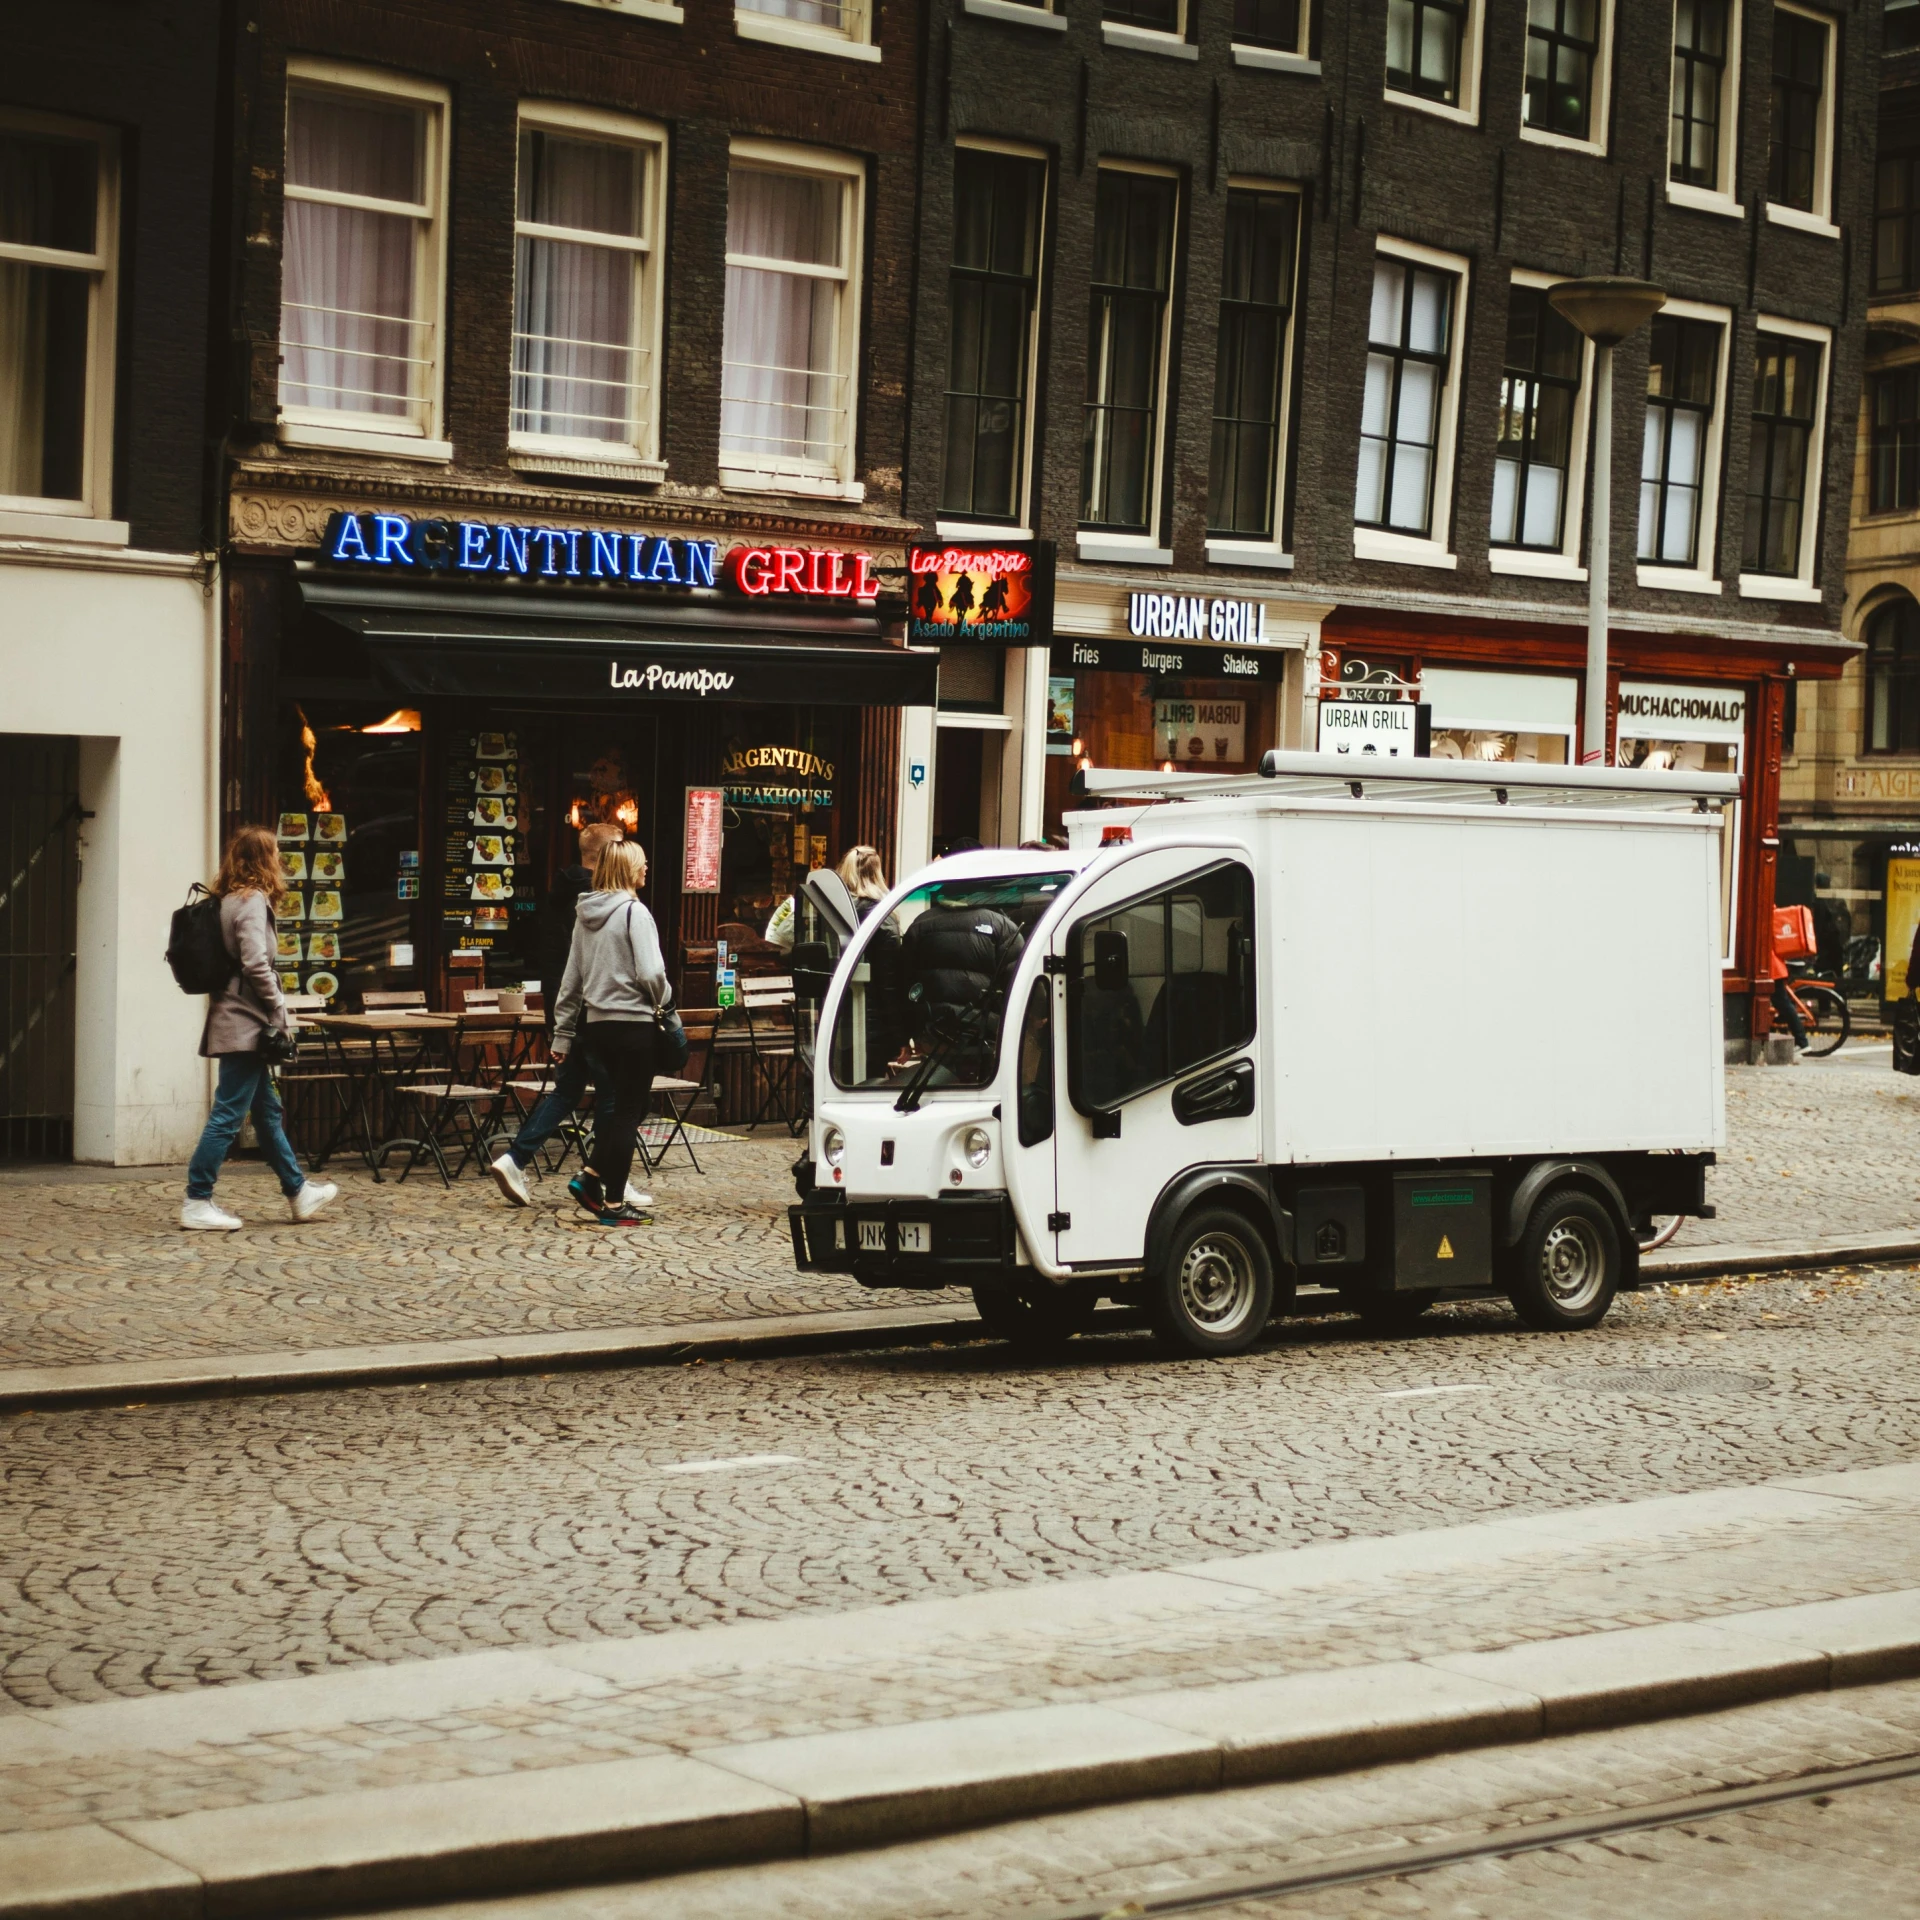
{"left": 379, "top": 1014, "right": 505, "bottom": 1185}
{"left": 275, "top": 993, "right": 358, "bottom": 1169}
{"left": 737, "top": 974, "right": 799, "bottom": 1131}
{"left": 646, "top": 1010, "right": 718, "bottom": 1174}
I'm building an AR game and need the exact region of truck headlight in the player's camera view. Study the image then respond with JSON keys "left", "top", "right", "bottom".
{"left": 822, "top": 1126, "right": 846, "bottom": 1169}
{"left": 962, "top": 1126, "right": 992, "bottom": 1169}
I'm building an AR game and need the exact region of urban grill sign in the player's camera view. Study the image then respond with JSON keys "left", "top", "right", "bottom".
{"left": 908, "top": 543, "right": 1056, "bottom": 645}
{"left": 1128, "top": 593, "right": 1273, "bottom": 645}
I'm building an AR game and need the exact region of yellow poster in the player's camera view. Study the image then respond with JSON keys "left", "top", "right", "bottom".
{"left": 1887, "top": 858, "right": 1920, "bottom": 998}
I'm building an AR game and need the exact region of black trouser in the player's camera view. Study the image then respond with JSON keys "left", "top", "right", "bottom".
{"left": 581, "top": 1019, "right": 656, "bottom": 1204}
{"left": 1772, "top": 980, "right": 1808, "bottom": 1048}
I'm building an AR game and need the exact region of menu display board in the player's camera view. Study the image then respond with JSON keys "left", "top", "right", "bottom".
{"left": 275, "top": 815, "right": 349, "bottom": 1000}
{"left": 683, "top": 786, "right": 723, "bottom": 894}
{"left": 442, "top": 731, "right": 533, "bottom": 969}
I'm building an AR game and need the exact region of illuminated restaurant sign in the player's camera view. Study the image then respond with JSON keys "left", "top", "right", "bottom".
{"left": 908, "top": 542, "right": 1055, "bottom": 645}
{"left": 321, "top": 511, "right": 719, "bottom": 587}
{"left": 727, "top": 546, "right": 881, "bottom": 600}
{"left": 1127, "top": 592, "right": 1273, "bottom": 645}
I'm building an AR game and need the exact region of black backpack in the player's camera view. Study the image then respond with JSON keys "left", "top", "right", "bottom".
{"left": 167, "top": 884, "right": 235, "bottom": 996}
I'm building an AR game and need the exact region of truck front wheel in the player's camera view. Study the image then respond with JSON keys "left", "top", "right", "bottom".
{"left": 1507, "top": 1188, "right": 1620, "bottom": 1332}
{"left": 1151, "top": 1208, "right": 1275, "bottom": 1357}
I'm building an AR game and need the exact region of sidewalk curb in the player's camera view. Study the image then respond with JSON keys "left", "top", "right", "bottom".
{"left": 4, "top": 1591, "right": 1915, "bottom": 1920}
{"left": 5, "top": 1235, "right": 1918, "bottom": 1413}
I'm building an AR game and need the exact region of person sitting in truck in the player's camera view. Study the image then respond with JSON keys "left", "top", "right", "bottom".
{"left": 900, "top": 894, "right": 1025, "bottom": 1075}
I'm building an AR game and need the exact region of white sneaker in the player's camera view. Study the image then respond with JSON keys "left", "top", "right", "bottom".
{"left": 181, "top": 1198, "right": 242, "bottom": 1231}
{"left": 491, "top": 1153, "right": 531, "bottom": 1207}
{"left": 289, "top": 1180, "right": 339, "bottom": 1223}
{"left": 626, "top": 1182, "right": 652, "bottom": 1208}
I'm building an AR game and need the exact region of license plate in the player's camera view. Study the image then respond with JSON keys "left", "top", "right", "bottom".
{"left": 858, "top": 1220, "right": 886, "bottom": 1251}
{"left": 896, "top": 1221, "right": 931, "bottom": 1253}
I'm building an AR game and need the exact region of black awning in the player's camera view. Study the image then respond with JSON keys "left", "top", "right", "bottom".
{"left": 300, "top": 580, "right": 939, "bottom": 708}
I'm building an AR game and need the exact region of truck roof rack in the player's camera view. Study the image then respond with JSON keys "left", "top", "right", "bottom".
{"left": 1071, "top": 753, "right": 1739, "bottom": 810}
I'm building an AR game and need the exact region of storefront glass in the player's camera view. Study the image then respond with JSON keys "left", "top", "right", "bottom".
{"left": 1420, "top": 667, "right": 1577, "bottom": 766}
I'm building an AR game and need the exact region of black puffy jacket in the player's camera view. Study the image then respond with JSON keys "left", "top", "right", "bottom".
{"left": 902, "top": 904, "right": 1025, "bottom": 1041}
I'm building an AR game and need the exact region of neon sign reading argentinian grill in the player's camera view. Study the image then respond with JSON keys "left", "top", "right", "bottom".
{"left": 321, "top": 511, "right": 719, "bottom": 588}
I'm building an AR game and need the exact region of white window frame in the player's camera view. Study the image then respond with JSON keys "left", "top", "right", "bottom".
{"left": 1102, "top": 0, "right": 1200, "bottom": 63}
{"left": 1232, "top": 0, "right": 1318, "bottom": 74}
{"left": 734, "top": 0, "right": 880, "bottom": 63}
{"left": 1353, "top": 234, "right": 1468, "bottom": 571}
{"left": 1635, "top": 295, "right": 1732, "bottom": 595}
{"left": 719, "top": 137, "right": 865, "bottom": 501}
{"left": 278, "top": 58, "right": 451, "bottom": 461}
{"left": 1666, "top": 0, "right": 1744, "bottom": 220}
{"left": 1206, "top": 175, "right": 1304, "bottom": 572}
{"left": 1765, "top": 0, "right": 1840, "bottom": 238}
{"left": 0, "top": 106, "right": 120, "bottom": 534}
{"left": 1488, "top": 267, "right": 1594, "bottom": 581}
{"left": 1739, "top": 312, "right": 1831, "bottom": 602}
{"left": 964, "top": 0, "right": 1069, "bottom": 27}
{"left": 1519, "top": 0, "right": 1614, "bottom": 158}
{"left": 1076, "top": 157, "right": 1181, "bottom": 567}
{"left": 509, "top": 101, "right": 668, "bottom": 483}
{"left": 936, "top": 135, "right": 1049, "bottom": 541}
{"left": 555, "top": 0, "right": 685, "bottom": 23}
{"left": 1383, "top": 0, "right": 1485, "bottom": 129}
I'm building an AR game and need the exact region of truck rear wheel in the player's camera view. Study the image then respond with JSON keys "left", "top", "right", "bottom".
{"left": 1507, "top": 1187, "right": 1620, "bottom": 1332}
{"left": 971, "top": 1280, "right": 1098, "bottom": 1353}
{"left": 1151, "top": 1208, "right": 1274, "bottom": 1357}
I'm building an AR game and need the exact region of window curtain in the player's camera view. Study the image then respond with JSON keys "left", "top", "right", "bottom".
{"left": 280, "top": 93, "right": 422, "bottom": 418}
{"left": 722, "top": 169, "right": 842, "bottom": 468}
{"left": 514, "top": 134, "right": 640, "bottom": 443}
{"left": 737, "top": 0, "right": 847, "bottom": 29}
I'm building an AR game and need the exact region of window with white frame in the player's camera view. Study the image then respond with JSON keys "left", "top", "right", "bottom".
{"left": 1386, "top": 0, "right": 1480, "bottom": 117}
{"left": 1207, "top": 185, "right": 1300, "bottom": 544}
{"left": 1742, "top": 325, "right": 1827, "bottom": 584}
{"left": 1105, "top": 0, "right": 1181, "bottom": 32}
{"left": 736, "top": 0, "right": 877, "bottom": 59}
{"left": 1523, "top": 0, "right": 1609, "bottom": 147}
{"left": 279, "top": 64, "right": 446, "bottom": 445}
{"left": 1080, "top": 165, "right": 1178, "bottom": 536}
{"left": 1355, "top": 246, "right": 1464, "bottom": 553}
{"left": 1637, "top": 306, "right": 1727, "bottom": 580}
{"left": 511, "top": 108, "right": 664, "bottom": 473}
{"left": 1767, "top": 4, "right": 1835, "bottom": 226}
{"left": 1234, "top": 0, "right": 1306, "bottom": 54}
{"left": 720, "top": 145, "right": 862, "bottom": 495}
{"left": 941, "top": 145, "right": 1046, "bottom": 527}
{"left": 1669, "top": 0, "right": 1737, "bottom": 197}
{"left": 0, "top": 111, "right": 116, "bottom": 519}
{"left": 1491, "top": 283, "right": 1588, "bottom": 555}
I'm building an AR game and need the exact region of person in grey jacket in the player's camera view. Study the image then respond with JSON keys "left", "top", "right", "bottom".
{"left": 550, "top": 838, "right": 671, "bottom": 1226}
{"left": 182, "top": 825, "right": 338, "bottom": 1230}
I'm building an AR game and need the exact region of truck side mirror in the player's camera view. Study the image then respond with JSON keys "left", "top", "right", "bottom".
{"left": 1093, "top": 930, "right": 1129, "bottom": 991}
{"left": 791, "top": 940, "right": 832, "bottom": 1002}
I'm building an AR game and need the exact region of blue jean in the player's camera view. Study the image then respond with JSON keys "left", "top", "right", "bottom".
{"left": 508, "top": 1043, "right": 601, "bottom": 1168}
{"left": 187, "top": 1052, "right": 307, "bottom": 1200}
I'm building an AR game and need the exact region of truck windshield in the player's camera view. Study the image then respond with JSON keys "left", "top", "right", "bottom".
{"left": 828, "top": 871, "right": 1072, "bottom": 1091}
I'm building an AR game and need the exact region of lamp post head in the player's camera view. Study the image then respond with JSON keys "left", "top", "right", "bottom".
{"left": 1547, "top": 276, "right": 1668, "bottom": 349}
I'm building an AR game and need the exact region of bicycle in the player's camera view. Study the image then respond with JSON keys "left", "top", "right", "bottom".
{"left": 1777, "top": 967, "right": 1851, "bottom": 1060}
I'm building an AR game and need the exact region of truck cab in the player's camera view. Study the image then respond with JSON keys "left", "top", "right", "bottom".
{"left": 790, "top": 756, "right": 1726, "bottom": 1357}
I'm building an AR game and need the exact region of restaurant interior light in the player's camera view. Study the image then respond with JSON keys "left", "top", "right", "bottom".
{"left": 362, "top": 709, "right": 422, "bottom": 733}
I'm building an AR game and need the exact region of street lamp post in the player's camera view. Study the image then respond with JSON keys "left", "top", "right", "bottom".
{"left": 1547, "top": 278, "right": 1669, "bottom": 766}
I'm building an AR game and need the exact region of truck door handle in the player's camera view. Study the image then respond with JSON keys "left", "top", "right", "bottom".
{"left": 1172, "top": 1058, "right": 1255, "bottom": 1125}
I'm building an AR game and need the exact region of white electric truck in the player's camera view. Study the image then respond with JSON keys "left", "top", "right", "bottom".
{"left": 789, "top": 753, "right": 1729, "bottom": 1356}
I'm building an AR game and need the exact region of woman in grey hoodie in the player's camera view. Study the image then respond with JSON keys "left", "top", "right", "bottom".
{"left": 550, "top": 838, "right": 672, "bottom": 1225}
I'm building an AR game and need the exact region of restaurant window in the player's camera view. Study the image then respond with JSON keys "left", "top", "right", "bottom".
{"left": 1767, "top": 5, "right": 1833, "bottom": 221}
{"left": 1523, "top": 0, "right": 1607, "bottom": 146}
{"left": 279, "top": 63, "right": 447, "bottom": 447}
{"left": 734, "top": 0, "right": 877, "bottom": 57}
{"left": 1491, "top": 283, "right": 1585, "bottom": 553}
{"left": 720, "top": 144, "right": 863, "bottom": 497}
{"left": 0, "top": 111, "right": 116, "bottom": 517}
{"left": 1080, "top": 166, "right": 1178, "bottom": 537}
{"left": 1355, "top": 246, "right": 1463, "bottom": 553}
{"left": 1234, "top": 0, "right": 1304, "bottom": 53}
{"left": 1866, "top": 596, "right": 1920, "bottom": 755}
{"left": 511, "top": 109, "right": 664, "bottom": 473}
{"left": 941, "top": 147, "right": 1045, "bottom": 527}
{"left": 1670, "top": 0, "right": 1732, "bottom": 192}
{"left": 1875, "top": 154, "right": 1920, "bottom": 296}
{"left": 1638, "top": 311, "right": 1724, "bottom": 574}
{"left": 1873, "top": 368, "right": 1920, "bottom": 516}
{"left": 1207, "top": 186, "right": 1300, "bottom": 545}
{"left": 1386, "top": 0, "right": 1476, "bottom": 115}
{"left": 1743, "top": 330, "right": 1825, "bottom": 580}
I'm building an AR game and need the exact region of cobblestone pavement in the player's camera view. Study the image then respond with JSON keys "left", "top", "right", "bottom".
{"left": 397, "top": 1678, "right": 1920, "bottom": 1920}
{"left": 2, "top": 1257, "right": 1917, "bottom": 1734}
{"left": 1, "top": 1056, "right": 1916, "bottom": 1372}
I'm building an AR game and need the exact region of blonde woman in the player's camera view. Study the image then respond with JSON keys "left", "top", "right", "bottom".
{"left": 182, "top": 825, "right": 338, "bottom": 1230}
{"left": 835, "top": 845, "right": 889, "bottom": 908}
{"left": 550, "top": 838, "right": 672, "bottom": 1226}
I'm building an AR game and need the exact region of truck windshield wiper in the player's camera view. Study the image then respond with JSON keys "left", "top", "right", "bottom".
{"left": 893, "top": 1035, "right": 953, "bottom": 1113}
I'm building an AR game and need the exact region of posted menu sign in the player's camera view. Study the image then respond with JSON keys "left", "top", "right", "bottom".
{"left": 1317, "top": 700, "right": 1431, "bottom": 757}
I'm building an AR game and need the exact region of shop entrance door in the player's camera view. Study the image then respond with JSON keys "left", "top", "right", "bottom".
{"left": 0, "top": 737, "right": 81, "bottom": 1160}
